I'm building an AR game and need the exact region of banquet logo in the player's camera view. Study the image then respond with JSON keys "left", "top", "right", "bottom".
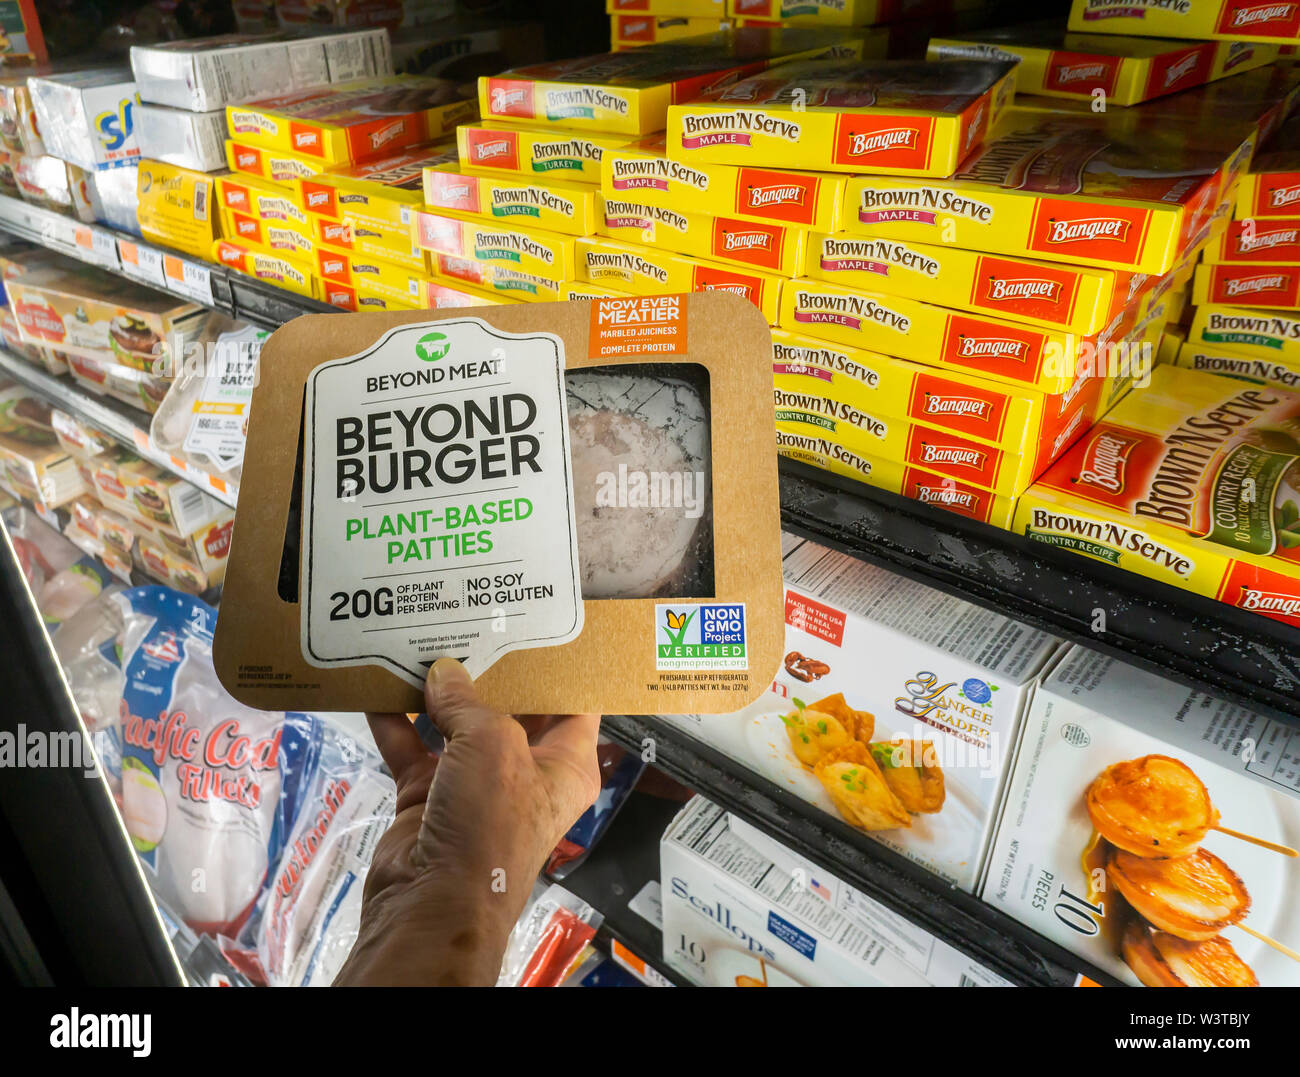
{"left": 1046, "top": 217, "right": 1130, "bottom": 244}
{"left": 956, "top": 336, "right": 1029, "bottom": 361}
{"left": 1078, "top": 430, "right": 1141, "bottom": 492}
{"left": 985, "top": 277, "right": 1062, "bottom": 303}
{"left": 748, "top": 184, "right": 806, "bottom": 208}
{"left": 847, "top": 127, "right": 917, "bottom": 156}
{"left": 922, "top": 394, "right": 992, "bottom": 420}
{"left": 1225, "top": 274, "right": 1288, "bottom": 296}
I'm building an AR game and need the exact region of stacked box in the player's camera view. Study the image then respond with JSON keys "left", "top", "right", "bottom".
{"left": 1016, "top": 364, "right": 1300, "bottom": 628}
{"left": 665, "top": 58, "right": 1017, "bottom": 176}
{"left": 927, "top": 20, "right": 1277, "bottom": 107}
{"left": 611, "top": 16, "right": 727, "bottom": 49}
{"left": 1067, "top": 0, "right": 1300, "bottom": 44}
{"left": 226, "top": 76, "right": 476, "bottom": 167}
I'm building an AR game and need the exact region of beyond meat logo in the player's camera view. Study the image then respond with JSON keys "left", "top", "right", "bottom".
{"left": 1046, "top": 217, "right": 1130, "bottom": 244}
{"left": 1078, "top": 430, "right": 1142, "bottom": 493}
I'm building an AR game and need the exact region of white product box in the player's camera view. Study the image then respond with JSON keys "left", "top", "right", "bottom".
{"left": 660, "top": 797, "right": 1012, "bottom": 987}
{"left": 27, "top": 69, "right": 140, "bottom": 171}
{"left": 130, "top": 29, "right": 392, "bottom": 112}
{"left": 87, "top": 166, "right": 142, "bottom": 235}
{"left": 660, "top": 535, "right": 1061, "bottom": 890}
{"left": 982, "top": 644, "right": 1300, "bottom": 987}
{"left": 136, "top": 103, "right": 228, "bottom": 172}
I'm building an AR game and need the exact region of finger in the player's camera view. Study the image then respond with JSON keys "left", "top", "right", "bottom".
{"left": 534, "top": 713, "right": 603, "bottom": 807}
{"left": 423, "top": 657, "right": 502, "bottom": 740}
{"left": 365, "top": 711, "right": 431, "bottom": 786}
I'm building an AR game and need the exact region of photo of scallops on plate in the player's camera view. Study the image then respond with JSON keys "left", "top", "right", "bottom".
{"left": 1085, "top": 753, "right": 1299, "bottom": 987}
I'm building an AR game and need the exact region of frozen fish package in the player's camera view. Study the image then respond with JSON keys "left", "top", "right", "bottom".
{"left": 215, "top": 294, "right": 782, "bottom": 715}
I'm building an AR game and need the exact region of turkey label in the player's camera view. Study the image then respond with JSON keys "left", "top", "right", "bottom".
{"left": 301, "top": 318, "right": 583, "bottom": 684}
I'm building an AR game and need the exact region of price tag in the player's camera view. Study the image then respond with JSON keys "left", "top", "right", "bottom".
{"left": 131, "top": 428, "right": 151, "bottom": 454}
{"left": 118, "top": 239, "right": 166, "bottom": 286}
{"left": 74, "top": 224, "right": 118, "bottom": 268}
{"left": 163, "top": 254, "right": 214, "bottom": 305}
{"left": 34, "top": 501, "right": 60, "bottom": 530}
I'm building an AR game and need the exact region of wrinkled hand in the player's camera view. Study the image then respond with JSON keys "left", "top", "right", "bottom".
{"left": 333, "top": 658, "right": 601, "bottom": 987}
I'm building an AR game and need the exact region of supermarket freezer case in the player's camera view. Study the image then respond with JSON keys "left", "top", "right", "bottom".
{"left": 0, "top": 518, "right": 183, "bottom": 986}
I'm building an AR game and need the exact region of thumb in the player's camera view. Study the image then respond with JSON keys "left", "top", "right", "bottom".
{"left": 423, "top": 657, "right": 495, "bottom": 740}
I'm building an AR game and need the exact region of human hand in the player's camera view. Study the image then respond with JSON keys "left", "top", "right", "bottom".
{"left": 333, "top": 658, "right": 601, "bottom": 987}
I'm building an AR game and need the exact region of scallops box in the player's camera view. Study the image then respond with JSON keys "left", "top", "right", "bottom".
{"left": 214, "top": 293, "right": 783, "bottom": 714}
{"left": 661, "top": 797, "right": 1012, "bottom": 987}
{"left": 982, "top": 644, "right": 1300, "bottom": 987}
{"left": 660, "top": 535, "right": 1061, "bottom": 889}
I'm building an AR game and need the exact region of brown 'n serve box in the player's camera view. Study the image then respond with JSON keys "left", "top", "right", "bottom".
{"left": 214, "top": 292, "right": 783, "bottom": 715}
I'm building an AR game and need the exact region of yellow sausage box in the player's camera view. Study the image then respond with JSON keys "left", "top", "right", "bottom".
{"left": 479, "top": 28, "right": 869, "bottom": 135}
{"left": 1017, "top": 364, "right": 1300, "bottom": 629}
{"left": 666, "top": 58, "right": 1018, "bottom": 177}
{"left": 611, "top": 15, "right": 726, "bottom": 48}
{"left": 1174, "top": 339, "right": 1300, "bottom": 393}
{"left": 725, "top": 0, "right": 983, "bottom": 24}
{"left": 602, "top": 133, "right": 845, "bottom": 231}
{"left": 220, "top": 208, "right": 316, "bottom": 260}
{"left": 1193, "top": 261, "right": 1300, "bottom": 309}
{"left": 803, "top": 231, "right": 1116, "bottom": 334}
{"left": 608, "top": 0, "right": 725, "bottom": 15}
{"left": 456, "top": 121, "right": 631, "bottom": 185}
{"left": 841, "top": 110, "right": 1235, "bottom": 275}
{"left": 1068, "top": 0, "right": 1300, "bottom": 44}
{"left": 1188, "top": 303, "right": 1300, "bottom": 363}
{"left": 225, "top": 139, "right": 331, "bottom": 185}
{"left": 775, "top": 426, "right": 1018, "bottom": 527}
{"left": 927, "top": 25, "right": 1275, "bottom": 107}
{"left": 777, "top": 276, "right": 1155, "bottom": 393}
{"left": 411, "top": 209, "right": 577, "bottom": 280}
{"left": 226, "top": 77, "right": 476, "bottom": 167}
{"left": 215, "top": 172, "right": 310, "bottom": 231}
{"left": 597, "top": 196, "right": 806, "bottom": 275}
{"left": 136, "top": 159, "right": 222, "bottom": 261}
{"left": 1236, "top": 113, "right": 1300, "bottom": 218}
{"left": 575, "top": 235, "right": 783, "bottom": 320}
{"left": 423, "top": 167, "right": 600, "bottom": 237}
{"left": 770, "top": 326, "right": 1116, "bottom": 468}
{"left": 298, "top": 143, "right": 458, "bottom": 229}
{"left": 212, "top": 238, "right": 317, "bottom": 299}
{"left": 1203, "top": 216, "right": 1300, "bottom": 265}
{"left": 311, "top": 213, "right": 428, "bottom": 272}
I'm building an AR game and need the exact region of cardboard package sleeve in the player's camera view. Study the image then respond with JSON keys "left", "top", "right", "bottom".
{"left": 214, "top": 293, "right": 784, "bottom": 714}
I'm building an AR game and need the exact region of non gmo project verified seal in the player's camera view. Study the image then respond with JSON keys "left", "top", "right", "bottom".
{"left": 655, "top": 603, "right": 747, "bottom": 671}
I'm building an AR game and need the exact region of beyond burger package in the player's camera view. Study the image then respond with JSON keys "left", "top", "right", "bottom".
{"left": 215, "top": 293, "right": 783, "bottom": 714}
